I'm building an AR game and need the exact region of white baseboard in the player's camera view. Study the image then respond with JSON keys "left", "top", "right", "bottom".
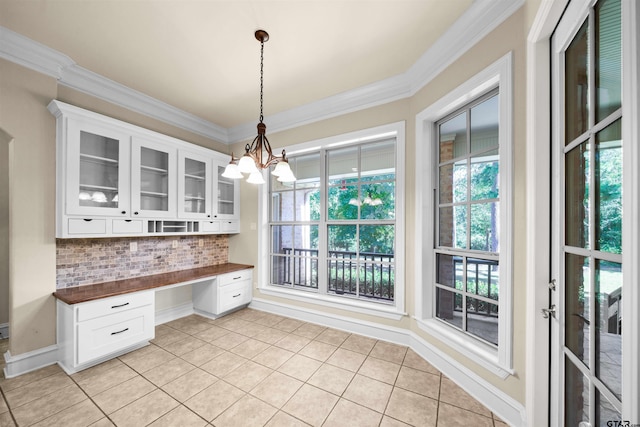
{"left": 155, "top": 302, "right": 194, "bottom": 325}
{"left": 0, "top": 323, "right": 8, "bottom": 339}
{"left": 3, "top": 345, "right": 59, "bottom": 379}
{"left": 250, "top": 297, "right": 526, "bottom": 427}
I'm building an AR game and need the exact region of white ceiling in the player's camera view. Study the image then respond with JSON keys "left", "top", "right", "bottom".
{"left": 1, "top": 0, "right": 513, "bottom": 141}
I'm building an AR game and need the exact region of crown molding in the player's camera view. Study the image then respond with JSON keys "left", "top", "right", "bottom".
{"left": 0, "top": 0, "right": 524, "bottom": 144}
{"left": 0, "top": 26, "right": 74, "bottom": 78}
{"left": 0, "top": 26, "right": 228, "bottom": 143}
{"left": 230, "top": 0, "right": 525, "bottom": 142}
{"left": 59, "top": 65, "right": 229, "bottom": 142}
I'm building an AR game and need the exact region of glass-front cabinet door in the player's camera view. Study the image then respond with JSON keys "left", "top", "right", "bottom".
{"left": 131, "top": 137, "right": 176, "bottom": 218}
{"left": 178, "top": 151, "right": 212, "bottom": 219}
{"left": 65, "top": 119, "right": 131, "bottom": 217}
{"left": 214, "top": 162, "right": 239, "bottom": 219}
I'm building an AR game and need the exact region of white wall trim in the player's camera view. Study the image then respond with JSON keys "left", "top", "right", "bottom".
{"left": 0, "top": 323, "right": 8, "bottom": 339}
{"left": 154, "top": 302, "right": 195, "bottom": 325}
{"left": 0, "top": 0, "right": 523, "bottom": 145}
{"left": 250, "top": 297, "right": 526, "bottom": 427}
{"left": 2, "top": 345, "right": 58, "bottom": 379}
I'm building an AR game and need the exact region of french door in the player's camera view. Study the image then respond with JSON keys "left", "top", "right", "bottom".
{"left": 551, "top": 0, "right": 638, "bottom": 425}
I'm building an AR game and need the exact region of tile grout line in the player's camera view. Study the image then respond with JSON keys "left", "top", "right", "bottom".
{"left": 0, "top": 381, "right": 18, "bottom": 427}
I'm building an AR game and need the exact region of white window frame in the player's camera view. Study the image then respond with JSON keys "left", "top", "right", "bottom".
{"left": 258, "top": 122, "right": 406, "bottom": 320}
{"left": 414, "top": 52, "right": 514, "bottom": 377}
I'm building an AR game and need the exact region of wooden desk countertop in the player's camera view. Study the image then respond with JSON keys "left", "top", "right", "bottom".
{"left": 53, "top": 263, "right": 254, "bottom": 305}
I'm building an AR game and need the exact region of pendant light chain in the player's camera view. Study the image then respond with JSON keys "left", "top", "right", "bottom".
{"left": 259, "top": 39, "right": 264, "bottom": 123}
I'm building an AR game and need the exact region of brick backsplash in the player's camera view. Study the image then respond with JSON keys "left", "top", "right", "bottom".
{"left": 56, "top": 235, "right": 229, "bottom": 288}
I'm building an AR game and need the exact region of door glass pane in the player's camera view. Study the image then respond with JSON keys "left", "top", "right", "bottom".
{"left": 470, "top": 94, "right": 499, "bottom": 153}
{"left": 217, "top": 165, "right": 235, "bottom": 215}
{"left": 140, "top": 147, "right": 169, "bottom": 212}
{"left": 596, "top": 260, "right": 622, "bottom": 400}
{"left": 184, "top": 158, "right": 206, "bottom": 213}
{"left": 359, "top": 225, "right": 394, "bottom": 256}
{"left": 595, "top": 119, "right": 622, "bottom": 254}
{"left": 439, "top": 112, "right": 467, "bottom": 161}
{"left": 565, "top": 20, "right": 589, "bottom": 144}
{"left": 565, "top": 142, "right": 590, "bottom": 249}
{"left": 595, "top": 0, "right": 622, "bottom": 123}
{"left": 565, "top": 253, "right": 590, "bottom": 367}
{"left": 435, "top": 287, "right": 463, "bottom": 329}
{"left": 565, "top": 356, "right": 589, "bottom": 427}
{"left": 597, "top": 390, "right": 621, "bottom": 425}
{"left": 78, "top": 131, "right": 119, "bottom": 208}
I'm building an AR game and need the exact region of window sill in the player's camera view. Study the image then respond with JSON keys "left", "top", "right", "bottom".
{"left": 259, "top": 284, "right": 406, "bottom": 320}
{"left": 415, "top": 317, "right": 514, "bottom": 379}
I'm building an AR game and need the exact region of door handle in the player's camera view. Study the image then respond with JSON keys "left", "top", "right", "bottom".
{"left": 542, "top": 304, "right": 556, "bottom": 319}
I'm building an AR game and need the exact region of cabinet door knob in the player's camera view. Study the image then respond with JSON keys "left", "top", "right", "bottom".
{"left": 121, "top": 211, "right": 126, "bottom": 215}
{"left": 134, "top": 212, "right": 139, "bottom": 215}
{"left": 207, "top": 215, "right": 211, "bottom": 218}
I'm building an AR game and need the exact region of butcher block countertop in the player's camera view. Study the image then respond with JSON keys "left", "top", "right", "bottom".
{"left": 53, "top": 263, "right": 254, "bottom": 305}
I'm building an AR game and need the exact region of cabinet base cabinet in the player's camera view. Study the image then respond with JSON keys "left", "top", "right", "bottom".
{"left": 57, "top": 292, "right": 155, "bottom": 374}
{"left": 192, "top": 270, "right": 253, "bottom": 318}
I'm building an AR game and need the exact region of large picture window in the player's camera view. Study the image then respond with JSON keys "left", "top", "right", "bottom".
{"left": 264, "top": 123, "right": 405, "bottom": 316}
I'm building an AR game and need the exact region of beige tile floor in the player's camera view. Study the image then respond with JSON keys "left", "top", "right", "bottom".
{"left": 0, "top": 309, "right": 509, "bottom": 427}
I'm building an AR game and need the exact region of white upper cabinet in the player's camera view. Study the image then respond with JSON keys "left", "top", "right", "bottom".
{"left": 48, "top": 100, "right": 240, "bottom": 238}
{"left": 64, "top": 118, "right": 131, "bottom": 217}
{"left": 131, "top": 137, "right": 177, "bottom": 219}
{"left": 178, "top": 150, "right": 212, "bottom": 219}
{"left": 213, "top": 160, "right": 240, "bottom": 220}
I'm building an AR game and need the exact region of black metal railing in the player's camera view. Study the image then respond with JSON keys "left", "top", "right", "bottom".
{"left": 277, "top": 248, "right": 394, "bottom": 301}
{"left": 453, "top": 257, "right": 499, "bottom": 317}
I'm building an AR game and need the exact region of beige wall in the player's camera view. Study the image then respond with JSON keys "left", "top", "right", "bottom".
{"left": 0, "top": 58, "right": 228, "bottom": 356}
{"left": 229, "top": 8, "right": 529, "bottom": 404}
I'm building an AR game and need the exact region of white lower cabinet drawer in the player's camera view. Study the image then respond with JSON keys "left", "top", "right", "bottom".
{"left": 76, "top": 305, "right": 154, "bottom": 365}
{"left": 218, "top": 280, "right": 251, "bottom": 313}
{"left": 77, "top": 291, "right": 153, "bottom": 322}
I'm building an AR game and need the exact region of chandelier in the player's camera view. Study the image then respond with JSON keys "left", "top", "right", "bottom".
{"left": 222, "top": 30, "right": 296, "bottom": 184}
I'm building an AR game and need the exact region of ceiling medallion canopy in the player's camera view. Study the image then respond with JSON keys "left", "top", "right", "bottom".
{"left": 222, "top": 30, "right": 296, "bottom": 185}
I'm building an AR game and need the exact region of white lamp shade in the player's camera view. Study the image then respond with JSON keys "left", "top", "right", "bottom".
{"left": 271, "top": 160, "right": 291, "bottom": 177}
{"left": 277, "top": 169, "right": 296, "bottom": 183}
{"left": 222, "top": 163, "right": 244, "bottom": 179}
{"left": 238, "top": 155, "right": 258, "bottom": 174}
{"left": 247, "top": 171, "right": 266, "bottom": 184}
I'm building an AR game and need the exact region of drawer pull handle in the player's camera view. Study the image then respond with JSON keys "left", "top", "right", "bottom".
{"left": 232, "top": 293, "right": 241, "bottom": 298}
{"left": 233, "top": 276, "right": 242, "bottom": 280}
{"left": 111, "top": 302, "right": 130, "bottom": 309}
{"left": 111, "top": 328, "right": 129, "bottom": 335}
{"left": 83, "top": 219, "right": 92, "bottom": 222}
